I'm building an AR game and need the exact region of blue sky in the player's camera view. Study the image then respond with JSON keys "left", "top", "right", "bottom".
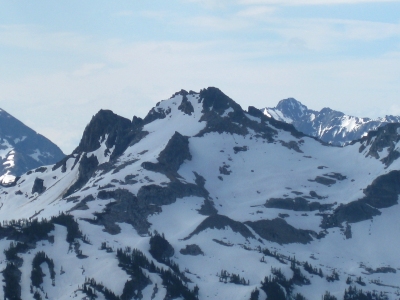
{"left": 1, "top": 0, "right": 400, "bottom": 152}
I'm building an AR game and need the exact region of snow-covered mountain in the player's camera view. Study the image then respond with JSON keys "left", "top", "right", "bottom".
{"left": 0, "top": 88, "right": 399, "bottom": 299}
{"left": 262, "top": 98, "right": 400, "bottom": 146}
{"left": 0, "top": 108, "right": 65, "bottom": 185}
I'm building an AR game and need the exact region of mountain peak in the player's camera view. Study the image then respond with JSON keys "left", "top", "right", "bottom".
{"left": 263, "top": 98, "right": 400, "bottom": 146}
{"left": 274, "top": 98, "right": 309, "bottom": 120}
{"left": 76, "top": 109, "right": 132, "bottom": 153}
{"left": 276, "top": 98, "right": 308, "bottom": 111}
{"left": 200, "top": 87, "right": 242, "bottom": 115}
{"left": 0, "top": 108, "right": 64, "bottom": 183}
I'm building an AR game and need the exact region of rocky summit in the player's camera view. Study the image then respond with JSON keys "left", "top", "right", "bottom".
{"left": 0, "top": 109, "right": 65, "bottom": 186}
{"left": 0, "top": 88, "right": 399, "bottom": 299}
{"left": 263, "top": 98, "right": 400, "bottom": 146}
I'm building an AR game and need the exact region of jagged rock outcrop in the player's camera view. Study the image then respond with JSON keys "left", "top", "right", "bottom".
{"left": 63, "top": 154, "right": 99, "bottom": 198}
{"left": 32, "top": 178, "right": 46, "bottom": 195}
{"left": 245, "top": 218, "right": 315, "bottom": 245}
{"left": 89, "top": 188, "right": 160, "bottom": 235}
{"left": 265, "top": 197, "right": 333, "bottom": 212}
{"left": 178, "top": 93, "right": 194, "bottom": 115}
{"left": 75, "top": 109, "right": 138, "bottom": 159}
{"left": 359, "top": 123, "right": 400, "bottom": 167}
{"left": 184, "top": 214, "right": 255, "bottom": 240}
{"left": 321, "top": 170, "right": 400, "bottom": 228}
{"left": 180, "top": 244, "right": 204, "bottom": 256}
{"left": 142, "top": 131, "right": 191, "bottom": 177}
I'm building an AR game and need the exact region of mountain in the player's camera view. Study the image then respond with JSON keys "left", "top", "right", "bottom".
{"left": 0, "top": 88, "right": 399, "bottom": 299}
{"left": 0, "top": 108, "right": 65, "bottom": 185}
{"left": 262, "top": 98, "right": 400, "bottom": 145}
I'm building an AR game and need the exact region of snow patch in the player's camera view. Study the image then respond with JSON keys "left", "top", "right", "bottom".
{"left": 14, "top": 136, "right": 27, "bottom": 144}
{"left": 0, "top": 171, "right": 16, "bottom": 185}
{"left": 245, "top": 113, "right": 261, "bottom": 123}
{"left": 30, "top": 149, "right": 42, "bottom": 162}
{"left": 221, "top": 107, "right": 234, "bottom": 117}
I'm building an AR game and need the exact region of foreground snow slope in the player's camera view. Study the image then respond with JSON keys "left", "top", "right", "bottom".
{"left": 0, "top": 88, "right": 399, "bottom": 299}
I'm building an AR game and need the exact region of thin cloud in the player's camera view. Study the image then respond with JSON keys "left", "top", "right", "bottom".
{"left": 270, "top": 18, "right": 400, "bottom": 52}
{"left": 236, "top": 5, "right": 277, "bottom": 17}
{"left": 73, "top": 63, "right": 106, "bottom": 77}
{"left": 182, "top": 0, "right": 233, "bottom": 9}
{"left": 112, "top": 10, "right": 135, "bottom": 17}
{"left": 0, "top": 25, "right": 91, "bottom": 52}
{"left": 185, "top": 15, "right": 251, "bottom": 31}
{"left": 140, "top": 10, "right": 168, "bottom": 19}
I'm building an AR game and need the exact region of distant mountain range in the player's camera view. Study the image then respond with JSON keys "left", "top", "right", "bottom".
{"left": 262, "top": 98, "right": 400, "bottom": 145}
{"left": 0, "top": 88, "right": 399, "bottom": 299}
{"left": 0, "top": 108, "right": 64, "bottom": 185}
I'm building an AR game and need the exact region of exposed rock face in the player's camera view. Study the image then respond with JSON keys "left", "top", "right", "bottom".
{"left": 196, "top": 87, "right": 253, "bottom": 137}
{"left": 265, "top": 197, "right": 333, "bottom": 212}
{"left": 90, "top": 189, "right": 160, "bottom": 235}
{"left": 323, "top": 172, "right": 347, "bottom": 181}
{"left": 143, "top": 101, "right": 171, "bottom": 124}
{"left": 184, "top": 214, "right": 255, "bottom": 240}
{"left": 219, "top": 165, "right": 231, "bottom": 175}
{"left": 197, "top": 88, "right": 302, "bottom": 142}
{"left": 321, "top": 200, "right": 381, "bottom": 228}
{"left": 309, "top": 176, "right": 336, "bottom": 186}
{"left": 77, "top": 109, "right": 132, "bottom": 153}
{"left": 200, "top": 87, "right": 243, "bottom": 115}
{"left": 359, "top": 123, "right": 400, "bottom": 167}
{"left": 233, "top": 146, "right": 248, "bottom": 154}
{"left": 32, "top": 178, "right": 46, "bottom": 194}
{"left": 309, "top": 191, "right": 326, "bottom": 199}
{"left": 279, "top": 141, "right": 303, "bottom": 153}
{"left": 197, "top": 199, "right": 218, "bottom": 216}
{"left": 75, "top": 109, "right": 147, "bottom": 162}
{"left": 68, "top": 194, "right": 95, "bottom": 212}
{"left": 245, "top": 218, "right": 315, "bottom": 245}
{"left": 63, "top": 154, "right": 99, "bottom": 198}
{"left": 321, "top": 171, "right": 400, "bottom": 228}
{"left": 180, "top": 244, "right": 204, "bottom": 256}
{"left": 142, "top": 131, "right": 191, "bottom": 177}
{"left": 178, "top": 94, "right": 194, "bottom": 115}
{"left": 156, "top": 131, "right": 192, "bottom": 169}
{"left": 362, "top": 170, "right": 400, "bottom": 208}
{"left": 136, "top": 180, "right": 207, "bottom": 206}
{"left": 196, "top": 111, "right": 249, "bottom": 137}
